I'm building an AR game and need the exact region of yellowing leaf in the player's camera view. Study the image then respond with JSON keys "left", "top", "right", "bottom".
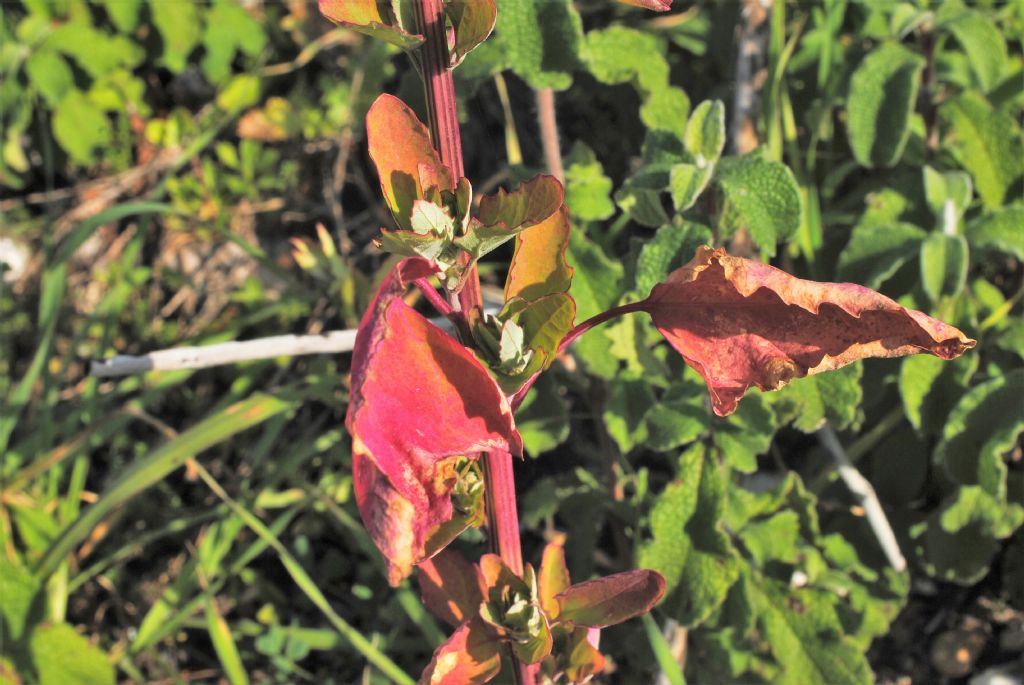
{"left": 365, "top": 95, "right": 455, "bottom": 231}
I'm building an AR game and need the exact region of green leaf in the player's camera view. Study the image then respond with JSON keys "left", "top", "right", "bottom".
{"left": 47, "top": 23, "right": 144, "bottom": 78}
{"left": 712, "top": 393, "right": 774, "bottom": 474}
{"left": 845, "top": 41, "right": 925, "bottom": 168}
{"left": 770, "top": 363, "right": 863, "bottom": 433}
{"left": 216, "top": 74, "right": 262, "bottom": 112}
{"left": 52, "top": 91, "right": 111, "bottom": 165}
{"left": 30, "top": 623, "right": 115, "bottom": 685}
{"left": 101, "top": 0, "right": 141, "bottom": 33}
{"left": 567, "top": 231, "right": 623, "bottom": 321}
{"left": 922, "top": 165, "right": 972, "bottom": 221}
{"left": 496, "top": 0, "right": 582, "bottom": 91}
{"left": 35, "top": 394, "right": 294, "bottom": 579}
{"left": 684, "top": 100, "right": 725, "bottom": 165}
{"left": 749, "top": 577, "right": 872, "bottom": 685}
{"left": 912, "top": 487, "right": 1024, "bottom": 585}
{"left": 641, "top": 87, "right": 692, "bottom": 140}
{"left": 937, "top": 368, "right": 1024, "bottom": 498}
{"left": 516, "top": 374, "right": 569, "bottom": 456}
{"left": 25, "top": 50, "right": 73, "bottom": 107}
{"left": 633, "top": 222, "right": 712, "bottom": 297}
{"left": 492, "top": 293, "right": 575, "bottom": 392}
{"left": 836, "top": 222, "right": 925, "bottom": 289}
{"left": 584, "top": 26, "right": 689, "bottom": 138}
{"left": 0, "top": 560, "right": 41, "bottom": 644}
{"left": 899, "top": 355, "right": 946, "bottom": 432}
{"left": 966, "top": 205, "right": 1024, "bottom": 260}
{"left": 637, "top": 444, "right": 740, "bottom": 627}
{"left": 715, "top": 155, "right": 802, "bottom": 257}
{"left": 563, "top": 143, "right": 615, "bottom": 221}
{"left": 644, "top": 402, "right": 706, "bottom": 452}
{"left": 919, "top": 233, "right": 969, "bottom": 302}
{"left": 939, "top": 91, "right": 1024, "bottom": 208}
{"left": 742, "top": 511, "right": 801, "bottom": 566}
{"left": 669, "top": 163, "right": 712, "bottom": 212}
{"left": 150, "top": 0, "right": 203, "bottom": 74}
{"left": 940, "top": 10, "right": 1008, "bottom": 92}
{"left": 603, "top": 377, "right": 655, "bottom": 453}
{"left": 201, "top": 0, "right": 267, "bottom": 84}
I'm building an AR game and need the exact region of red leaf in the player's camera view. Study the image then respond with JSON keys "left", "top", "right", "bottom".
{"left": 642, "top": 246, "right": 976, "bottom": 416}
{"left": 366, "top": 95, "right": 455, "bottom": 231}
{"left": 555, "top": 570, "right": 666, "bottom": 629}
{"left": 418, "top": 617, "right": 502, "bottom": 685}
{"left": 348, "top": 259, "right": 522, "bottom": 584}
{"left": 418, "top": 549, "right": 485, "bottom": 628}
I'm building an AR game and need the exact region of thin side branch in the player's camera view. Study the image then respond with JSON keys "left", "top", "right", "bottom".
{"left": 818, "top": 425, "right": 908, "bottom": 572}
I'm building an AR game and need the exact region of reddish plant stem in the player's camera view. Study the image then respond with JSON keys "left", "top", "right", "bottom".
{"left": 412, "top": 0, "right": 483, "bottom": 318}
{"left": 536, "top": 88, "right": 564, "bottom": 182}
{"left": 413, "top": 277, "right": 453, "bottom": 317}
{"left": 413, "top": 4, "right": 531, "bottom": 683}
{"left": 510, "top": 300, "right": 650, "bottom": 411}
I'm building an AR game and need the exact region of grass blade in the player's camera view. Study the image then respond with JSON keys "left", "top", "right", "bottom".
{"left": 193, "top": 462, "right": 415, "bottom": 685}
{"left": 205, "top": 597, "right": 250, "bottom": 685}
{"left": 34, "top": 393, "right": 293, "bottom": 579}
{"left": 643, "top": 613, "right": 686, "bottom": 685}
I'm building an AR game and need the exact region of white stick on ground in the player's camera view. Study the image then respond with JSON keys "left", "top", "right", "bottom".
{"left": 818, "top": 425, "right": 908, "bottom": 572}
{"left": 88, "top": 309, "right": 500, "bottom": 378}
{"left": 90, "top": 330, "right": 359, "bottom": 377}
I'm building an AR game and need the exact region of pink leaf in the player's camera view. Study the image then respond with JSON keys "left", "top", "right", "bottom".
{"left": 418, "top": 618, "right": 502, "bottom": 685}
{"left": 641, "top": 246, "right": 976, "bottom": 416}
{"left": 556, "top": 570, "right": 666, "bottom": 629}
{"left": 418, "top": 549, "right": 485, "bottom": 628}
{"left": 348, "top": 259, "right": 522, "bottom": 584}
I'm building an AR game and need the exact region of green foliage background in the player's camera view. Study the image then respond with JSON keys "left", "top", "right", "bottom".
{"left": 1, "top": 0, "right": 1022, "bottom": 683}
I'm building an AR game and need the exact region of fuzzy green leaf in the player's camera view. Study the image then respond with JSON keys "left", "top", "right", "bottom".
{"left": 941, "top": 10, "right": 1008, "bottom": 92}
{"left": 715, "top": 155, "right": 802, "bottom": 257}
{"left": 846, "top": 41, "right": 925, "bottom": 168}
{"left": 52, "top": 91, "right": 111, "bottom": 165}
{"left": 837, "top": 222, "right": 926, "bottom": 289}
{"left": 939, "top": 91, "right": 1024, "bottom": 208}
{"left": 633, "top": 222, "right": 713, "bottom": 297}
{"left": 150, "top": 0, "right": 203, "bottom": 74}
{"left": 749, "top": 577, "right": 872, "bottom": 685}
{"left": 770, "top": 363, "right": 863, "bottom": 433}
{"left": 564, "top": 143, "right": 615, "bottom": 221}
{"left": 496, "top": 0, "right": 582, "bottom": 91}
{"left": 669, "top": 163, "right": 713, "bottom": 212}
{"left": 31, "top": 623, "right": 115, "bottom": 685}
{"left": 684, "top": 100, "right": 725, "bottom": 165}
{"left": 937, "top": 368, "right": 1024, "bottom": 498}
{"left": 966, "top": 206, "right": 1024, "bottom": 260}
{"left": 637, "top": 444, "right": 740, "bottom": 627}
{"left": 920, "top": 233, "right": 969, "bottom": 302}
